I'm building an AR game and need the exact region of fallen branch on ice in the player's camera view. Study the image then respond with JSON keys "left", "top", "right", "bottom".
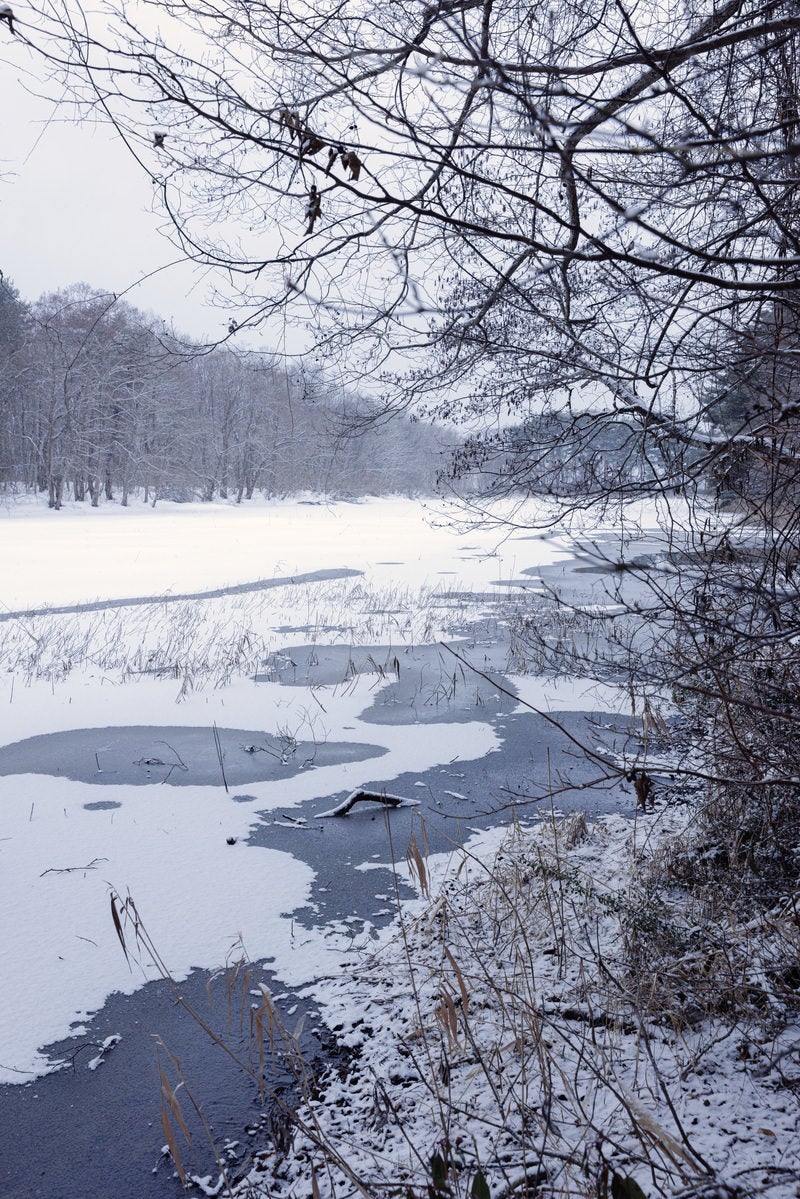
{"left": 319, "top": 789, "right": 414, "bottom": 817}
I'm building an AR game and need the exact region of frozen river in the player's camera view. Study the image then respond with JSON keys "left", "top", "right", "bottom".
{"left": 0, "top": 494, "right": 652, "bottom": 1195}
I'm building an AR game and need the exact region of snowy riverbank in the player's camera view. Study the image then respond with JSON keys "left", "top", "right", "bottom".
{"left": 229, "top": 807, "right": 800, "bottom": 1199}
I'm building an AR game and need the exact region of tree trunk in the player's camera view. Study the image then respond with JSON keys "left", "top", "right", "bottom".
{"left": 49, "top": 474, "right": 64, "bottom": 510}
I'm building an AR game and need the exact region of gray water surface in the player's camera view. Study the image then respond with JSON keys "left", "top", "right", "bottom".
{"left": 0, "top": 726, "right": 386, "bottom": 786}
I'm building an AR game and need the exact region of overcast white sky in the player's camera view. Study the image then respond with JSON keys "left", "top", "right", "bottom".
{"left": 0, "top": 42, "right": 269, "bottom": 345}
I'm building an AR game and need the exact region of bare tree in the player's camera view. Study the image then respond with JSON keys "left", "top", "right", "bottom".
{"left": 0, "top": 281, "right": 443, "bottom": 501}
{"left": 10, "top": 0, "right": 792, "bottom": 376}
{"left": 29, "top": 0, "right": 800, "bottom": 900}
{"left": 0, "top": 277, "right": 30, "bottom": 490}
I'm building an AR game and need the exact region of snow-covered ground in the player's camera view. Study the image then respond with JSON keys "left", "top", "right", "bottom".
{"left": 238, "top": 810, "right": 800, "bottom": 1199}
{"left": 0, "top": 494, "right": 569, "bottom": 610}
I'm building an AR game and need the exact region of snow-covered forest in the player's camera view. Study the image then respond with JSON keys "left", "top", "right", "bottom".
{"left": 0, "top": 281, "right": 444, "bottom": 504}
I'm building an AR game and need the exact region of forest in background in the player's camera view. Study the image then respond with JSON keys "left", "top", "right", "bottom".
{"left": 0, "top": 279, "right": 446, "bottom": 507}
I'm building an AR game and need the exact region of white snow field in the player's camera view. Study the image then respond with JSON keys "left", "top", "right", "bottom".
{"left": 0, "top": 493, "right": 568, "bottom": 610}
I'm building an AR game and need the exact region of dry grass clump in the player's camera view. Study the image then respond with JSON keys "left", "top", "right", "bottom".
{"left": 506, "top": 603, "right": 641, "bottom": 680}
{"left": 622, "top": 828, "right": 800, "bottom": 1031}
{"left": 0, "top": 578, "right": 496, "bottom": 690}
{"left": 115, "top": 806, "right": 799, "bottom": 1198}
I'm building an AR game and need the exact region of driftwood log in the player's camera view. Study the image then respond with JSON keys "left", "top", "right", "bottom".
{"left": 321, "top": 789, "right": 407, "bottom": 818}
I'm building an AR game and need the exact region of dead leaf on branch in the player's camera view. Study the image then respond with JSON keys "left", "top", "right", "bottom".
{"left": 277, "top": 108, "right": 329, "bottom": 160}
{"left": 277, "top": 107, "right": 302, "bottom": 138}
{"left": 276, "top": 109, "right": 364, "bottom": 230}
{"left": 327, "top": 147, "right": 362, "bottom": 179}
{"left": 340, "top": 149, "right": 362, "bottom": 179}
{"left": 305, "top": 185, "right": 322, "bottom": 234}
{"left": 300, "top": 131, "right": 327, "bottom": 158}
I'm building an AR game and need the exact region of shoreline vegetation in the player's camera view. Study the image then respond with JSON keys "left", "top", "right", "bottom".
{"left": 224, "top": 804, "right": 800, "bottom": 1199}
